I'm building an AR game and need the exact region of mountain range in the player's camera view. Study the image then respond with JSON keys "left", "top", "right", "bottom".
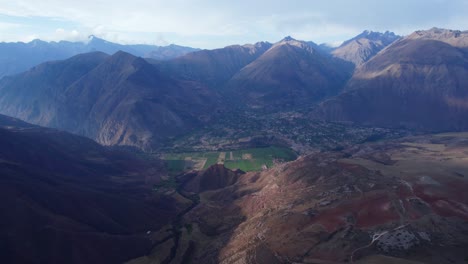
{"left": 0, "top": 35, "right": 354, "bottom": 148}
{"left": 1, "top": 27, "right": 468, "bottom": 264}
{"left": 0, "top": 50, "right": 220, "bottom": 149}
{"left": 316, "top": 28, "right": 468, "bottom": 131}
{"left": 0, "top": 35, "right": 199, "bottom": 78}
{"left": 0, "top": 38, "right": 295, "bottom": 149}
{"left": 224, "top": 37, "right": 353, "bottom": 109}
{"left": 2, "top": 28, "right": 467, "bottom": 149}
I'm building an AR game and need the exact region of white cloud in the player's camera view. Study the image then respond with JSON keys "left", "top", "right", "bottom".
{"left": 0, "top": 0, "right": 467, "bottom": 48}
{"left": 0, "top": 21, "right": 21, "bottom": 30}
{"left": 52, "top": 28, "right": 84, "bottom": 42}
{"left": 323, "top": 41, "right": 344, "bottom": 48}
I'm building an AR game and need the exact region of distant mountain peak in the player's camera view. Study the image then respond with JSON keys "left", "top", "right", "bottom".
{"left": 108, "top": 50, "right": 147, "bottom": 67}
{"left": 240, "top": 41, "right": 273, "bottom": 53}
{"left": 332, "top": 30, "right": 400, "bottom": 66}
{"left": 30, "top": 39, "right": 46, "bottom": 43}
{"left": 344, "top": 30, "right": 399, "bottom": 46}
{"left": 413, "top": 27, "right": 464, "bottom": 36}
{"left": 254, "top": 41, "right": 271, "bottom": 47}
{"left": 112, "top": 50, "right": 134, "bottom": 56}
{"left": 281, "top": 36, "right": 296, "bottom": 42}
{"left": 273, "top": 36, "right": 317, "bottom": 54}
{"left": 408, "top": 27, "right": 468, "bottom": 48}
{"left": 87, "top": 35, "right": 110, "bottom": 45}
{"left": 29, "top": 39, "right": 48, "bottom": 47}
{"left": 240, "top": 41, "right": 270, "bottom": 47}
{"left": 361, "top": 30, "right": 374, "bottom": 36}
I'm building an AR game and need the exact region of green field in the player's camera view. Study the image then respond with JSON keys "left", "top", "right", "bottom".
{"left": 165, "top": 159, "right": 185, "bottom": 175}
{"left": 161, "top": 146, "right": 297, "bottom": 174}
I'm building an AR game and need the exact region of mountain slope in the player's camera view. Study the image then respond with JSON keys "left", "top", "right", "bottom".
{"left": 0, "top": 51, "right": 220, "bottom": 149}
{"left": 58, "top": 51, "right": 220, "bottom": 148}
{"left": 0, "top": 115, "right": 180, "bottom": 264}
{"left": 225, "top": 37, "right": 353, "bottom": 109}
{"left": 0, "top": 52, "right": 109, "bottom": 125}
{"left": 316, "top": 28, "right": 468, "bottom": 131}
{"left": 181, "top": 164, "right": 244, "bottom": 193}
{"left": 0, "top": 36, "right": 198, "bottom": 78}
{"left": 159, "top": 42, "right": 272, "bottom": 88}
{"left": 136, "top": 133, "right": 468, "bottom": 264}
{"left": 332, "top": 30, "right": 400, "bottom": 66}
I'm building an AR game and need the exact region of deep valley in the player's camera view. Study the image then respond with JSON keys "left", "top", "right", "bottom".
{"left": 0, "top": 24, "right": 468, "bottom": 264}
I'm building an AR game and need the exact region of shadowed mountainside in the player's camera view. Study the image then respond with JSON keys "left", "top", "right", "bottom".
{"left": 0, "top": 51, "right": 220, "bottom": 150}
{"left": 2, "top": 28, "right": 468, "bottom": 264}
{"left": 0, "top": 115, "right": 182, "bottom": 264}
{"left": 1, "top": 29, "right": 468, "bottom": 150}
{"left": 181, "top": 164, "right": 244, "bottom": 193}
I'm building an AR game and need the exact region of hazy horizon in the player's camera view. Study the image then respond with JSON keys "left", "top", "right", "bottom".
{"left": 0, "top": 0, "right": 467, "bottom": 49}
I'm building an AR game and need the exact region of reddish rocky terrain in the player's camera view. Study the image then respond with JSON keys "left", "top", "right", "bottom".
{"left": 131, "top": 133, "right": 468, "bottom": 264}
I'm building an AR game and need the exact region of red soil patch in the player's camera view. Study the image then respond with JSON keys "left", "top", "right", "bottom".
{"left": 413, "top": 181, "right": 468, "bottom": 221}
{"left": 338, "top": 162, "right": 369, "bottom": 174}
{"left": 354, "top": 194, "right": 400, "bottom": 228}
{"left": 314, "top": 208, "right": 348, "bottom": 232}
{"left": 313, "top": 193, "right": 400, "bottom": 232}
{"left": 433, "top": 200, "right": 468, "bottom": 220}
{"left": 445, "top": 179, "right": 468, "bottom": 203}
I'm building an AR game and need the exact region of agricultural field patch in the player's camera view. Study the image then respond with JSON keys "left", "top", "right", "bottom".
{"left": 161, "top": 146, "right": 297, "bottom": 174}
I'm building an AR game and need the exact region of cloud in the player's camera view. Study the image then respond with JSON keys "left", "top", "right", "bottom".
{"left": 0, "top": 21, "right": 22, "bottom": 30}
{"left": 53, "top": 28, "right": 84, "bottom": 42}
{"left": 0, "top": 0, "right": 468, "bottom": 48}
{"left": 155, "top": 33, "right": 169, "bottom": 46}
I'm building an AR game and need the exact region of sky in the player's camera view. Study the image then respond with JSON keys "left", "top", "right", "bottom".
{"left": 0, "top": 0, "right": 467, "bottom": 49}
